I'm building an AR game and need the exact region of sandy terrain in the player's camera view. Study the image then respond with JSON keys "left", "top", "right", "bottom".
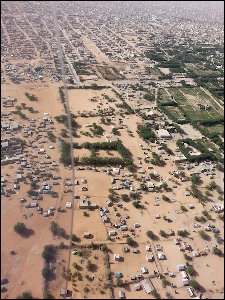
{"left": 158, "top": 67, "right": 171, "bottom": 75}
{"left": 1, "top": 12, "right": 224, "bottom": 299}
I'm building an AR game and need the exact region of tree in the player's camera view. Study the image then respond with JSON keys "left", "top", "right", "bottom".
{"left": 212, "top": 246, "right": 223, "bottom": 256}
{"left": 177, "top": 229, "right": 189, "bottom": 237}
{"left": 116, "top": 278, "right": 123, "bottom": 287}
{"left": 42, "top": 267, "right": 52, "bottom": 280}
{"left": 165, "top": 292, "right": 173, "bottom": 299}
{"left": 162, "top": 195, "right": 171, "bottom": 202}
{"left": 72, "top": 234, "right": 78, "bottom": 242}
{"left": 207, "top": 181, "right": 217, "bottom": 191}
{"left": 14, "top": 222, "right": 26, "bottom": 235}
{"left": 186, "top": 265, "right": 195, "bottom": 275}
{"left": 159, "top": 230, "right": 167, "bottom": 238}
{"left": 184, "top": 253, "right": 192, "bottom": 261}
{"left": 112, "top": 128, "right": 120, "bottom": 135}
{"left": 198, "top": 230, "right": 208, "bottom": 240}
{"left": 126, "top": 237, "right": 136, "bottom": 246}
{"left": 121, "top": 194, "right": 130, "bottom": 202}
{"left": 191, "top": 174, "right": 201, "bottom": 184}
{"left": 61, "top": 129, "right": 68, "bottom": 138}
{"left": 180, "top": 205, "right": 188, "bottom": 212}
{"left": 42, "top": 245, "right": 56, "bottom": 263}
{"left": 133, "top": 201, "right": 144, "bottom": 209}
{"left": 86, "top": 260, "right": 92, "bottom": 271}
{"left": 146, "top": 231, "right": 156, "bottom": 240}
{"left": 101, "top": 244, "right": 109, "bottom": 252}
{"left": 50, "top": 221, "right": 59, "bottom": 236}
{"left": 189, "top": 279, "right": 201, "bottom": 291}
{"left": 30, "top": 181, "right": 37, "bottom": 189}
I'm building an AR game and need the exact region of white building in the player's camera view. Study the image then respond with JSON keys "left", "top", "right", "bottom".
{"left": 157, "top": 129, "right": 172, "bottom": 139}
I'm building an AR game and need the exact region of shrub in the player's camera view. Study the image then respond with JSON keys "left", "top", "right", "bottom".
{"left": 202, "top": 210, "right": 212, "bottom": 220}
{"left": 162, "top": 195, "right": 171, "bottom": 202}
{"left": 25, "top": 92, "right": 38, "bottom": 101}
{"left": 218, "top": 214, "right": 224, "bottom": 221}
{"left": 162, "top": 277, "right": 167, "bottom": 288}
{"left": 129, "top": 192, "right": 140, "bottom": 200}
{"left": 144, "top": 93, "right": 155, "bottom": 101}
{"left": 43, "top": 291, "right": 54, "bottom": 299}
{"left": 83, "top": 287, "right": 90, "bottom": 293}
{"left": 16, "top": 291, "right": 34, "bottom": 299}
{"left": 165, "top": 292, "right": 173, "bottom": 299}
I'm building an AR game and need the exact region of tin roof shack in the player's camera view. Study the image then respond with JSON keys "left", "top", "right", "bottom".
{"left": 177, "top": 264, "right": 186, "bottom": 271}
{"left": 83, "top": 232, "right": 90, "bottom": 239}
{"left": 146, "top": 253, "right": 154, "bottom": 262}
{"left": 79, "top": 199, "right": 97, "bottom": 209}
{"left": 60, "top": 288, "right": 68, "bottom": 297}
{"left": 108, "top": 230, "right": 116, "bottom": 237}
{"left": 118, "top": 291, "right": 125, "bottom": 299}
{"left": 141, "top": 278, "right": 155, "bottom": 294}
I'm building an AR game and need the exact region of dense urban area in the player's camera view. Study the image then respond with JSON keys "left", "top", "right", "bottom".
{"left": 1, "top": 1, "right": 224, "bottom": 299}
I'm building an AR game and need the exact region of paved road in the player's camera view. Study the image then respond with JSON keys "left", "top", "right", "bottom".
{"left": 62, "top": 45, "right": 81, "bottom": 86}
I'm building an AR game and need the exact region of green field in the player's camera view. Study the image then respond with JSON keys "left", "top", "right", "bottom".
{"left": 145, "top": 67, "right": 161, "bottom": 76}
{"left": 186, "top": 65, "right": 222, "bottom": 77}
{"left": 159, "top": 86, "right": 224, "bottom": 141}
{"left": 180, "top": 87, "right": 212, "bottom": 100}
{"left": 158, "top": 88, "right": 172, "bottom": 103}
{"left": 165, "top": 87, "right": 223, "bottom": 122}
{"left": 167, "top": 88, "right": 189, "bottom": 105}
{"left": 205, "top": 124, "right": 224, "bottom": 135}
{"left": 167, "top": 106, "right": 185, "bottom": 120}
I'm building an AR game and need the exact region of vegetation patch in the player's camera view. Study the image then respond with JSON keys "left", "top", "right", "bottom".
{"left": 177, "top": 138, "right": 218, "bottom": 162}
